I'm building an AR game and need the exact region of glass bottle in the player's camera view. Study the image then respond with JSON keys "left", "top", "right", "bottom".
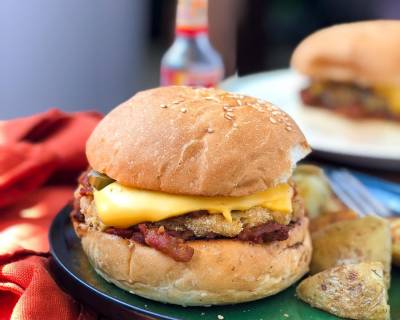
{"left": 160, "top": 0, "right": 224, "bottom": 87}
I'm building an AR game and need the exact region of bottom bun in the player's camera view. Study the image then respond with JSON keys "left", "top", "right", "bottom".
{"left": 80, "top": 217, "right": 311, "bottom": 306}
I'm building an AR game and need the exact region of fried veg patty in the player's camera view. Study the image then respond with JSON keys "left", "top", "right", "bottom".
{"left": 72, "top": 179, "right": 304, "bottom": 262}
{"left": 301, "top": 81, "right": 400, "bottom": 120}
{"left": 75, "top": 188, "right": 303, "bottom": 239}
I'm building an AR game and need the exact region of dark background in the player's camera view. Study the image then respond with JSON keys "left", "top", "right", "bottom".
{"left": 1, "top": 0, "right": 399, "bottom": 119}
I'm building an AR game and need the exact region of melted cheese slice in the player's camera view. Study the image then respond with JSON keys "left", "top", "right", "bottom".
{"left": 94, "top": 183, "right": 293, "bottom": 228}
{"left": 374, "top": 85, "right": 400, "bottom": 114}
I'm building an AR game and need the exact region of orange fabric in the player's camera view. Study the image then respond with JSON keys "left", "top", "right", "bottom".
{"left": 0, "top": 143, "right": 58, "bottom": 208}
{"left": 0, "top": 109, "right": 101, "bottom": 207}
{"left": 0, "top": 109, "right": 101, "bottom": 320}
{"left": 0, "top": 254, "right": 96, "bottom": 320}
{"left": 0, "top": 186, "right": 74, "bottom": 255}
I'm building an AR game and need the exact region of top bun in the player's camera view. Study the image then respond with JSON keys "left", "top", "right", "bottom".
{"left": 291, "top": 20, "right": 400, "bottom": 86}
{"left": 86, "top": 86, "right": 310, "bottom": 196}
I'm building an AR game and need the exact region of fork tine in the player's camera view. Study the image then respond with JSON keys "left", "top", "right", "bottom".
{"left": 335, "top": 170, "right": 391, "bottom": 217}
{"left": 330, "top": 172, "right": 378, "bottom": 216}
{"left": 328, "top": 173, "right": 366, "bottom": 216}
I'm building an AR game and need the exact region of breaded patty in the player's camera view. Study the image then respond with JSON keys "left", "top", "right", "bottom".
{"left": 77, "top": 190, "right": 304, "bottom": 238}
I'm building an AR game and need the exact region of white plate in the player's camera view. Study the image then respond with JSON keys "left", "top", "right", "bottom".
{"left": 220, "top": 69, "right": 400, "bottom": 170}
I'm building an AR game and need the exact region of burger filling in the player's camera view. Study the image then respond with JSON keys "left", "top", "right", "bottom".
{"left": 72, "top": 170, "right": 304, "bottom": 262}
{"left": 301, "top": 81, "right": 400, "bottom": 121}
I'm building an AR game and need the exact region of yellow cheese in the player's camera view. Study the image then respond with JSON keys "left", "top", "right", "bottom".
{"left": 94, "top": 183, "right": 293, "bottom": 228}
{"left": 374, "top": 85, "right": 400, "bottom": 114}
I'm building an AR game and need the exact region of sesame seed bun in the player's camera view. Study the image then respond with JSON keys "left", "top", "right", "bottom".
{"left": 77, "top": 216, "right": 311, "bottom": 306}
{"left": 291, "top": 20, "right": 400, "bottom": 86}
{"left": 86, "top": 86, "right": 310, "bottom": 196}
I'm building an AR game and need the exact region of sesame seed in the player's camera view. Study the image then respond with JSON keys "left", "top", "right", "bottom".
{"left": 207, "top": 128, "right": 214, "bottom": 133}
{"left": 172, "top": 99, "right": 184, "bottom": 104}
{"left": 180, "top": 107, "right": 187, "bottom": 113}
{"left": 160, "top": 104, "right": 168, "bottom": 108}
{"left": 286, "top": 126, "right": 292, "bottom": 131}
{"left": 283, "top": 314, "right": 289, "bottom": 318}
{"left": 223, "top": 105, "right": 233, "bottom": 112}
{"left": 217, "top": 315, "right": 224, "bottom": 320}
{"left": 224, "top": 114, "right": 233, "bottom": 120}
{"left": 233, "top": 123, "right": 238, "bottom": 128}
{"left": 226, "top": 111, "right": 234, "bottom": 117}
{"left": 269, "top": 117, "right": 277, "bottom": 124}
{"left": 237, "top": 100, "right": 242, "bottom": 106}
{"left": 272, "top": 111, "right": 280, "bottom": 115}
{"left": 206, "top": 96, "right": 220, "bottom": 102}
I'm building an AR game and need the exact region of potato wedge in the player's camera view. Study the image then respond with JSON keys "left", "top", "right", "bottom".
{"left": 311, "top": 216, "right": 392, "bottom": 287}
{"left": 391, "top": 217, "right": 400, "bottom": 266}
{"left": 309, "top": 209, "right": 358, "bottom": 234}
{"left": 296, "top": 262, "right": 390, "bottom": 320}
{"left": 293, "top": 165, "right": 344, "bottom": 219}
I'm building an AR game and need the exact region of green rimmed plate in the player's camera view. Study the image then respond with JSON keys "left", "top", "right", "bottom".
{"left": 49, "top": 205, "right": 400, "bottom": 320}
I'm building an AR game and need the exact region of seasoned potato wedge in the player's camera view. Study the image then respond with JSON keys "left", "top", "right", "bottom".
{"left": 391, "top": 218, "right": 400, "bottom": 266}
{"left": 294, "top": 164, "right": 399, "bottom": 268}
{"left": 297, "top": 262, "right": 390, "bottom": 320}
{"left": 311, "top": 216, "right": 392, "bottom": 287}
{"left": 293, "top": 165, "right": 344, "bottom": 218}
{"left": 309, "top": 209, "right": 358, "bottom": 234}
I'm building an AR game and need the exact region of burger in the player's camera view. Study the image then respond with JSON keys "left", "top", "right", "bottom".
{"left": 291, "top": 20, "right": 400, "bottom": 121}
{"left": 71, "top": 86, "right": 312, "bottom": 306}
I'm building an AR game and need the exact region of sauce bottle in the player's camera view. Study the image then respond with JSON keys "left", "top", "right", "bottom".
{"left": 160, "top": 0, "right": 224, "bottom": 87}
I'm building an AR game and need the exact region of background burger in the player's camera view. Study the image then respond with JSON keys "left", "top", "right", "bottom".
{"left": 71, "top": 86, "right": 312, "bottom": 306}
{"left": 291, "top": 20, "right": 400, "bottom": 122}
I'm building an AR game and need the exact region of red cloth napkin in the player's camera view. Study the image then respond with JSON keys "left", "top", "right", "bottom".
{"left": 0, "top": 109, "right": 102, "bottom": 320}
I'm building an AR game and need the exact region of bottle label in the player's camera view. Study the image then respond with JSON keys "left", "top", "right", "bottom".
{"left": 176, "top": 0, "right": 208, "bottom": 33}
{"left": 160, "top": 67, "right": 223, "bottom": 87}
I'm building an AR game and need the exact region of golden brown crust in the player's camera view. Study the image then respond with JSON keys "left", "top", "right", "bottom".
{"left": 390, "top": 218, "right": 400, "bottom": 266}
{"left": 310, "top": 216, "right": 392, "bottom": 287}
{"left": 297, "top": 262, "right": 390, "bottom": 320}
{"left": 291, "top": 20, "right": 400, "bottom": 86}
{"left": 77, "top": 216, "right": 311, "bottom": 306}
{"left": 86, "top": 86, "right": 310, "bottom": 196}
